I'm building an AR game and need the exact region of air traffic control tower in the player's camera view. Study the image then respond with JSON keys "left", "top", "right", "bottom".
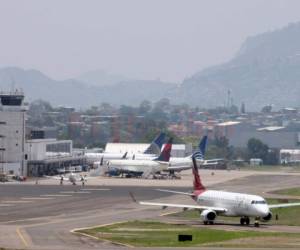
{"left": 0, "top": 90, "right": 27, "bottom": 176}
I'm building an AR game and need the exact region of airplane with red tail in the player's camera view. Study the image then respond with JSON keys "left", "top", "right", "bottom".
{"left": 136, "top": 156, "right": 300, "bottom": 227}
{"left": 107, "top": 138, "right": 173, "bottom": 178}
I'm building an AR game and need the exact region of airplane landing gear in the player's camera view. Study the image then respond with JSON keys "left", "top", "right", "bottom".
{"left": 203, "top": 220, "right": 214, "bottom": 225}
{"left": 240, "top": 217, "right": 250, "bottom": 226}
{"left": 254, "top": 217, "right": 260, "bottom": 227}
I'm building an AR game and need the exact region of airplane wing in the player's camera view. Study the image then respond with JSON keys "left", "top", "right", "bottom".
{"left": 166, "top": 166, "right": 192, "bottom": 172}
{"left": 269, "top": 202, "right": 300, "bottom": 209}
{"left": 156, "top": 189, "right": 194, "bottom": 196}
{"left": 139, "top": 201, "right": 227, "bottom": 212}
{"left": 129, "top": 191, "right": 226, "bottom": 212}
{"left": 44, "top": 175, "right": 69, "bottom": 181}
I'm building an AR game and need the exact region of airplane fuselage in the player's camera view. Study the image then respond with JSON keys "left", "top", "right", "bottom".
{"left": 86, "top": 152, "right": 156, "bottom": 162}
{"left": 107, "top": 159, "right": 168, "bottom": 174}
{"left": 196, "top": 190, "right": 270, "bottom": 218}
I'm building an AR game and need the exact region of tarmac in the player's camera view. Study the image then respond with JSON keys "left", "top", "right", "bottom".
{"left": 0, "top": 168, "right": 299, "bottom": 250}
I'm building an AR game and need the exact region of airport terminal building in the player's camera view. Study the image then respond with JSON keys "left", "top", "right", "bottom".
{"left": 26, "top": 138, "right": 86, "bottom": 177}
{"left": 0, "top": 91, "right": 86, "bottom": 177}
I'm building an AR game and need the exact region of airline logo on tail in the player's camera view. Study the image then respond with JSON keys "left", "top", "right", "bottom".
{"left": 192, "top": 135, "right": 208, "bottom": 160}
{"left": 154, "top": 138, "right": 173, "bottom": 162}
{"left": 192, "top": 156, "right": 206, "bottom": 194}
{"left": 144, "top": 132, "right": 166, "bottom": 155}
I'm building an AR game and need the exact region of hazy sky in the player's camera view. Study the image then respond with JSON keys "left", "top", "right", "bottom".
{"left": 0, "top": 0, "right": 300, "bottom": 82}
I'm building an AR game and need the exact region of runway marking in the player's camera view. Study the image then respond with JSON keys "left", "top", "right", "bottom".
{"left": 0, "top": 204, "right": 15, "bottom": 207}
{"left": 21, "top": 197, "right": 54, "bottom": 200}
{"left": 40, "top": 194, "right": 72, "bottom": 197}
{"left": 2, "top": 200, "right": 33, "bottom": 204}
{"left": 59, "top": 191, "right": 91, "bottom": 194}
{"left": 80, "top": 188, "right": 111, "bottom": 191}
{"left": 16, "top": 227, "right": 29, "bottom": 248}
{"left": 160, "top": 211, "right": 179, "bottom": 217}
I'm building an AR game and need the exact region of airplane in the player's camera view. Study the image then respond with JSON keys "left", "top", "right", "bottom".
{"left": 134, "top": 156, "right": 300, "bottom": 227}
{"left": 86, "top": 132, "right": 166, "bottom": 164}
{"left": 46, "top": 172, "right": 88, "bottom": 185}
{"left": 165, "top": 135, "right": 208, "bottom": 175}
{"left": 200, "top": 158, "right": 227, "bottom": 169}
{"left": 106, "top": 138, "right": 173, "bottom": 178}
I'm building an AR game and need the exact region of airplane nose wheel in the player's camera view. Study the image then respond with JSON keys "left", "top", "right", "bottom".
{"left": 254, "top": 217, "right": 260, "bottom": 227}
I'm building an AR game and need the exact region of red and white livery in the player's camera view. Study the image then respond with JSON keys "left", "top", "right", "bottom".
{"left": 138, "top": 157, "right": 300, "bottom": 227}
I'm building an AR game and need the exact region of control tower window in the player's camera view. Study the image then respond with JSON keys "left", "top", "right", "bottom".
{"left": 0, "top": 94, "right": 24, "bottom": 106}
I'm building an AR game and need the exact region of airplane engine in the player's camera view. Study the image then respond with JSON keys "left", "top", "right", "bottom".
{"left": 201, "top": 209, "right": 217, "bottom": 223}
{"left": 262, "top": 212, "right": 272, "bottom": 221}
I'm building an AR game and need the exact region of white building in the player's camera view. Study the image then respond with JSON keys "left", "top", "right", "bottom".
{"left": 26, "top": 139, "right": 86, "bottom": 176}
{"left": 280, "top": 149, "right": 300, "bottom": 164}
{"left": 0, "top": 91, "right": 27, "bottom": 176}
{"left": 26, "top": 139, "right": 72, "bottom": 161}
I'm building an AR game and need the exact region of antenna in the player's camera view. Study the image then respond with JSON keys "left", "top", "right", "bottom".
{"left": 10, "top": 76, "right": 16, "bottom": 93}
{"left": 227, "top": 89, "right": 231, "bottom": 108}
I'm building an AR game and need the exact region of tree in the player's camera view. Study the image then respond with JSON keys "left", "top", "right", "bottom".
{"left": 28, "top": 99, "right": 53, "bottom": 116}
{"left": 119, "top": 105, "right": 136, "bottom": 115}
{"left": 247, "top": 138, "right": 269, "bottom": 161}
{"left": 154, "top": 98, "right": 171, "bottom": 110}
{"left": 142, "top": 129, "right": 183, "bottom": 144}
{"left": 139, "top": 100, "right": 152, "bottom": 114}
{"left": 205, "top": 136, "right": 233, "bottom": 160}
{"left": 261, "top": 105, "right": 272, "bottom": 113}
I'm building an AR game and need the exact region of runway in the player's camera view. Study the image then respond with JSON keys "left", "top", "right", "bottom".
{"left": 0, "top": 170, "right": 299, "bottom": 249}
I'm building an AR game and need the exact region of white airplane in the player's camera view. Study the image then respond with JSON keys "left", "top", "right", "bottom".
{"left": 46, "top": 172, "right": 88, "bottom": 185}
{"left": 134, "top": 157, "right": 300, "bottom": 227}
{"left": 165, "top": 135, "right": 207, "bottom": 174}
{"left": 86, "top": 132, "right": 166, "bottom": 164}
{"left": 107, "top": 138, "right": 173, "bottom": 178}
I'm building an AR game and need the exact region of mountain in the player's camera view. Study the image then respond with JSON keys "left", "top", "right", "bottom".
{"left": 76, "top": 69, "right": 129, "bottom": 86}
{"left": 0, "top": 67, "right": 174, "bottom": 107}
{"left": 1, "top": 22, "right": 300, "bottom": 109}
{"left": 180, "top": 22, "right": 300, "bottom": 110}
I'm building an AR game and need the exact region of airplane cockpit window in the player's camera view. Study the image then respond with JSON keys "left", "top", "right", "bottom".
{"left": 251, "top": 200, "right": 266, "bottom": 204}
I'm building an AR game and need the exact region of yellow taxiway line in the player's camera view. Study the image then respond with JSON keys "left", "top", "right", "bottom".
{"left": 16, "top": 227, "right": 29, "bottom": 248}
{"left": 71, "top": 220, "right": 134, "bottom": 248}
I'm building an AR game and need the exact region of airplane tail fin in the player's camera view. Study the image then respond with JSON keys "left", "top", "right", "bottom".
{"left": 192, "top": 135, "right": 207, "bottom": 160}
{"left": 144, "top": 132, "right": 166, "bottom": 155}
{"left": 192, "top": 156, "right": 206, "bottom": 192}
{"left": 154, "top": 138, "right": 173, "bottom": 162}
{"left": 122, "top": 152, "right": 128, "bottom": 159}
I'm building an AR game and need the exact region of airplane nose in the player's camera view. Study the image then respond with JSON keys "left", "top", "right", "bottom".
{"left": 258, "top": 205, "right": 270, "bottom": 217}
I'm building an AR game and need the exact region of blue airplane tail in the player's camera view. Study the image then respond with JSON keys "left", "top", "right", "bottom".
{"left": 144, "top": 132, "right": 166, "bottom": 155}
{"left": 192, "top": 135, "right": 208, "bottom": 160}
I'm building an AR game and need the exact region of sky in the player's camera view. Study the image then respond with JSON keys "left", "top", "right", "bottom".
{"left": 0, "top": 0, "right": 300, "bottom": 83}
